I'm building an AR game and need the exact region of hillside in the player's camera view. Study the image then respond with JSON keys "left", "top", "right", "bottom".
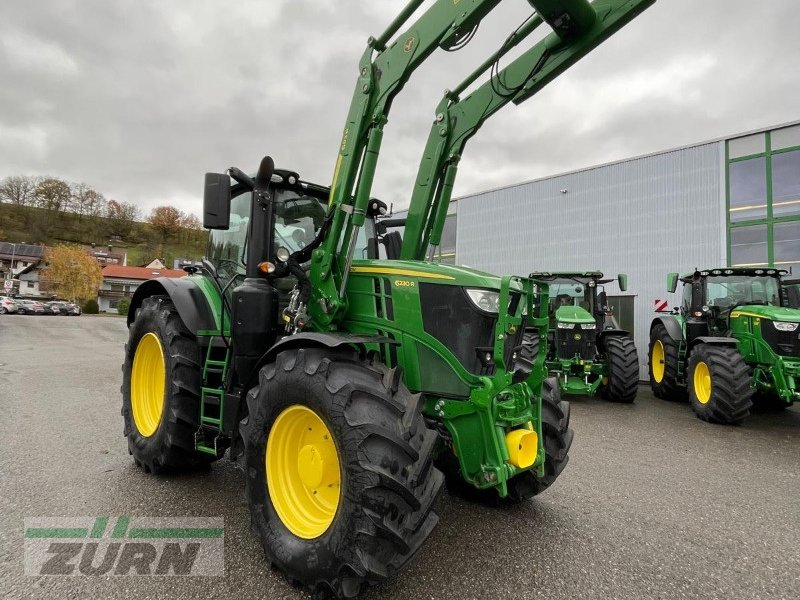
{"left": 0, "top": 203, "right": 207, "bottom": 267}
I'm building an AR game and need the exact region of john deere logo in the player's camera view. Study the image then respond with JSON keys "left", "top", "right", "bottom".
{"left": 403, "top": 37, "right": 416, "bottom": 53}
{"left": 24, "top": 516, "right": 223, "bottom": 576}
{"left": 574, "top": 333, "right": 582, "bottom": 340}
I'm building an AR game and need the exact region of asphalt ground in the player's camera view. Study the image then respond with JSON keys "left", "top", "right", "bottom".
{"left": 1, "top": 314, "right": 799, "bottom": 599}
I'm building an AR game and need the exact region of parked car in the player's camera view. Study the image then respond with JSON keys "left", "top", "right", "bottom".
{"left": 47, "top": 301, "right": 81, "bottom": 316}
{"left": 16, "top": 299, "right": 46, "bottom": 315}
{"left": 43, "top": 301, "right": 62, "bottom": 315}
{"left": 0, "top": 296, "right": 18, "bottom": 314}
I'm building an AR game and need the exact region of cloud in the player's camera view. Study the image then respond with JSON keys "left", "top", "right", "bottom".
{"left": 0, "top": 0, "right": 797, "bottom": 218}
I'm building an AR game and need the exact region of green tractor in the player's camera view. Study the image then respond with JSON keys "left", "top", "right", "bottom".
{"left": 120, "top": 0, "right": 654, "bottom": 596}
{"left": 523, "top": 272, "right": 639, "bottom": 402}
{"left": 648, "top": 267, "right": 800, "bottom": 423}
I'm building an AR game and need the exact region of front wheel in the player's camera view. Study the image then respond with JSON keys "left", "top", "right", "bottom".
{"left": 241, "top": 348, "right": 443, "bottom": 599}
{"left": 687, "top": 344, "right": 753, "bottom": 424}
{"left": 600, "top": 336, "right": 639, "bottom": 403}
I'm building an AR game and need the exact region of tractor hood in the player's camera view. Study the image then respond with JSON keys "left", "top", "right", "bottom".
{"left": 555, "top": 305, "right": 595, "bottom": 324}
{"left": 349, "top": 259, "right": 509, "bottom": 290}
{"left": 730, "top": 305, "right": 800, "bottom": 323}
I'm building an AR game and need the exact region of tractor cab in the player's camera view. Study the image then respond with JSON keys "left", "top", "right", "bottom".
{"left": 670, "top": 268, "right": 786, "bottom": 342}
{"left": 205, "top": 168, "right": 379, "bottom": 294}
{"left": 784, "top": 278, "right": 800, "bottom": 308}
{"left": 529, "top": 271, "right": 627, "bottom": 358}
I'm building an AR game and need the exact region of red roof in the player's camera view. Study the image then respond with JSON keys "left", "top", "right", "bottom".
{"left": 102, "top": 264, "right": 186, "bottom": 281}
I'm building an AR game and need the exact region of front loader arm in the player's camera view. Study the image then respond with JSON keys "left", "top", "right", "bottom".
{"left": 400, "top": 0, "right": 655, "bottom": 261}
{"left": 310, "top": 0, "right": 506, "bottom": 327}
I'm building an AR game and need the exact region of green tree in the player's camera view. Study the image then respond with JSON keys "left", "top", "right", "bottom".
{"left": 117, "top": 297, "right": 131, "bottom": 316}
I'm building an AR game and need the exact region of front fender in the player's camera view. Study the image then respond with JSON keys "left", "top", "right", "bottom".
{"left": 128, "top": 276, "right": 218, "bottom": 335}
{"left": 651, "top": 315, "right": 683, "bottom": 342}
{"left": 596, "top": 328, "right": 630, "bottom": 352}
{"left": 244, "top": 332, "right": 395, "bottom": 391}
{"left": 688, "top": 336, "right": 738, "bottom": 351}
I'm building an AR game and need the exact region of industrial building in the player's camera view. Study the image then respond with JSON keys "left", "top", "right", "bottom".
{"left": 450, "top": 120, "right": 800, "bottom": 379}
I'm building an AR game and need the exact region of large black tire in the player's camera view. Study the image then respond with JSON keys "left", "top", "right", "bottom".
{"left": 600, "top": 336, "right": 639, "bottom": 403}
{"left": 121, "top": 295, "right": 217, "bottom": 474}
{"left": 240, "top": 348, "right": 443, "bottom": 599}
{"left": 519, "top": 330, "right": 540, "bottom": 365}
{"left": 687, "top": 344, "right": 753, "bottom": 424}
{"left": 648, "top": 323, "right": 686, "bottom": 401}
{"left": 440, "top": 377, "right": 573, "bottom": 505}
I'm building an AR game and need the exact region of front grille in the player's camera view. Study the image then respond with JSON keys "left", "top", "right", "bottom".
{"left": 419, "top": 284, "right": 522, "bottom": 375}
{"left": 761, "top": 320, "right": 800, "bottom": 357}
{"left": 555, "top": 325, "right": 595, "bottom": 360}
{"left": 420, "top": 284, "right": 496, "bottom": 375}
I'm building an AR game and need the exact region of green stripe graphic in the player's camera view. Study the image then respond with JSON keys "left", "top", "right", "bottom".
{"left": 128, "top": 528, "right": 223, "bottom": 538}
{"left": 25, "top": 528, "right": 87, "bottom": 538}
{"left": 111, "top": 516, "right": 129, "bottom": 538}
{"left": 90, "top": 517, "right": 108, "bottom": 538}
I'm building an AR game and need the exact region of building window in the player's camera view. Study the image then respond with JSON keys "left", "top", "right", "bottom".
{"left": 727, "top": 125, "right": 800, "bottom": 269}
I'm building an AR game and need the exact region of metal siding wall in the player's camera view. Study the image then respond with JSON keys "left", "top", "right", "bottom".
{"left": 456, "top": 143, "right": 725, "bottom": 379}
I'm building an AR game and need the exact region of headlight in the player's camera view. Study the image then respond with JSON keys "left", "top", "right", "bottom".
{"left": 557, "top": 321, "right": 574, "bottom": 329}
{"left": 773, "top": 321, "right": 799, "bottom": 332}
{"left": 581, "top": 323, "right": 596, "bottom": 330}
{"left": 465, "top": 288, "right": 500, "bottom": 313}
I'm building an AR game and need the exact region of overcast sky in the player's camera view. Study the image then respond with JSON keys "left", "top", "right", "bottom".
{"left": 1, "top": 0, "right": 798, "bottom": 217}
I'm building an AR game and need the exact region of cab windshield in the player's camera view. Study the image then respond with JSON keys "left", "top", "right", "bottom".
{"left": 705, "top": 275, "right": 782, "bottom": 309}
{"left": 548, "top": 278, "right": 594, "bottom": 313}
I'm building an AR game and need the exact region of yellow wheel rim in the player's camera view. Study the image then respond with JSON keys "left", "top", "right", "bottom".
{"left": 693, "top": 361, "right": 712, "bottom": 405}
{"left": 651, "top": 340, "right": 665, "bottom": 383}
{"left": 131, "top": 332, "right": 166, "bottom": 437}
{"left": 266, "top": 405, "right": 341, "bottom": 539}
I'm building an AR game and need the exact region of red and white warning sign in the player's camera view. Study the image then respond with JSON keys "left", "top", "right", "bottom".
{"left": 654, "top": 299, "right": 669, "bottom": 312}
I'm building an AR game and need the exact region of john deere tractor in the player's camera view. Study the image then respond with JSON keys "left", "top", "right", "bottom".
{"left": 523, "top": 272, "right": 639, "bottom": 402}
{"left": 649, "top": 267, "right": 800, "bottom": 424}
{"left": 120, "top": 1, "right": 654, "bottom": 596}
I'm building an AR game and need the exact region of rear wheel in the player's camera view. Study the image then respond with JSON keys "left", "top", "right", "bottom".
{"left": 649, "top": 324, "right": 686, "bottom": 401}
{"left": 687, "top": 344, "right": 753, "bottom": 424}
{"left": 241, "top": 348, "right": 443, "bottom": 599}
{"left": 121, "top": 295, "right": 217, "bottom": 473}
{"left": 600, "top": 336, "right": 639, "bottom": 403}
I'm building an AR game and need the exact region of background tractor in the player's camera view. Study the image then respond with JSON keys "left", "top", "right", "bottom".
{"left": 649, "top": 268, "right": 800, "bottom": 424}
{"left": 522, "top": 272, "right": 639, "bottom": 403}
{"left": 119, "top": 0, "right": 654, "bottom": 597}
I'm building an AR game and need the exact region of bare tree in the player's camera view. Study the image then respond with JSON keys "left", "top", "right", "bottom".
{"left": 106, "top": 199, "right": 140, "bottom": 238}
{"left": 0, "top": 175, "right": 39, "bottom": 206}
{"left": 71, "top": 183, "right": 106, "bottom": 220}
{"left": 34, "top": 178, "right": 72, "bottom": 212}
{"left": 180, "top": 213, "right": 202, "bottom": 230}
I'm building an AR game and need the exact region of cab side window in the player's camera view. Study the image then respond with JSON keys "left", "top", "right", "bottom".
{"left": 680, "top": 283, "right": 692, "bottom": 315}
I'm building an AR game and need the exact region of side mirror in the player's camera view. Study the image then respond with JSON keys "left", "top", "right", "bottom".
{"left": 203, "top": 173, "right": 231, "bottom": 230}
{"left": 617, "top": 273, "right": 628, "bottom": 292}
{"left": 666, "top": 272, "right": 679, "bottom": 294}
